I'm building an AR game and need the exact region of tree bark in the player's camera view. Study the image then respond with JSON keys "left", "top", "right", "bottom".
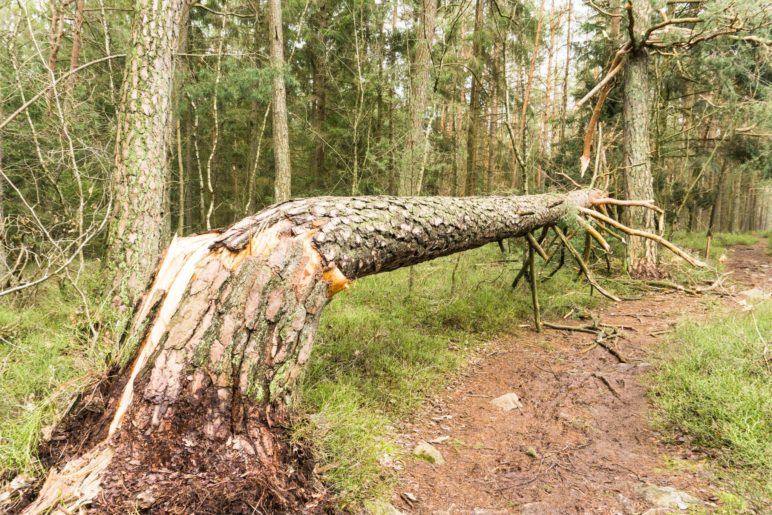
{"left": 24, "top": 190, "right": 601, "bottom": 513}
{"left": 46, "top": 0, "right": 70, "bottom": 103}
{"left": 399, "top": 0, "right": 436, "bottom": 196}
{"left": 311, "top": 1, "right": 329, "bottom": 183}
{"left": 105, "top": 0, "right": 189, "bottom": 329}
{"left": 63, "top": 0, "right": 85, "bottom": 100}
{"left": 541, "top": 0, "right": 556, "bottom": 171}
{"left": 518, "top": 0, "right": 546, "bottom": 194}
{"left": 268, "top": 0, "right": 292, "bottom": 202}
{"left": 465, "top": 0, "right": 484, "bottom": 196}
{"left": 559, "top": 0, "right": 572, "bottom": 146}
{"left": 622, "top": 0, "right": 658, "bottom": 277}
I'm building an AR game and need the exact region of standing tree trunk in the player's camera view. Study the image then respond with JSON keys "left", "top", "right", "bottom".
{"left": 245, "top": 1, "right": 268, "bottom": 215}
{"left": 387, "top": 0, "right": 399, "bottom": 195}
{"left": 24, "top": 190, "right": 604, "bottom": 513}
{"left": 541, "top": 0, "right": 556, "bottom": 170}
{"left": 46, "top": 0, "right": 69, "bottom": 103}
{"left": 465, "top": 0, "right": 484, "bottom": 196}
{"left": 518, "top": 0, "right": 546, "bottom": 194}
{"left": 268, "top": 0, "right": 292, "bottom": 202}
{"left": 63, "top": 0, "right": 85, "bottom": 100}
{"left": 559, "top": 0, "right": 572, "bottom": 146}
{"left": 105, "top": 0, "right": 189, "bottom": 331}
{"left": 399, "top": 0, "right": 436, "bottom": 196}
{"left": 174, "top": 2, "right": 192, "bottom": 236}
{"left": 311, "top": 1, "right": 329, "bottom": 183}
{"left": 622, "top": 0, "right": 658, "bottom": 277}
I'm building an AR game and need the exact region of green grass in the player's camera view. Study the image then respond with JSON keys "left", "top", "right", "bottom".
{"left": 0, "top": 273, "right": 106, "bottom": 477}
{"left": 649, "top": 301, "right": 772, "bottom": 508}
{"left": 295, "top": 242, "right": 607, "bottom": 508}
{"left": 672, "top": 231, "right": 759, "bottom": 263}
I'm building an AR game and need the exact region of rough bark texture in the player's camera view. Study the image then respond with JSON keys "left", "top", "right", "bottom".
{"left": 518, "top": 0, "right": 546, "bottom": 194}
{"left": 399, "top": 0, "right": 436, "bottom": 196}
{"left": 622, "top": 0, "right": 658, "bottom": 277}
{"left": 268, "top": 0, "right": 292, "bottom": 202}
{"left": 64, "top": 0, "right": 85, "bottom": 99}
{"left": 465, "top": 0, "right": 484, "bottom": 196}
{"left": 24, "top": 191, "right": 599, "bottom": 513}
{"left": 105, "top": 0, "right": 188, "bottom": 324}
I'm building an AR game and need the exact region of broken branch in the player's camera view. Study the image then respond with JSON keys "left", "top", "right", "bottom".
{"left": 554, "top": 227, "right": 621, "bottom": 302}
{"left": 578, "top": 207, "right": 706, "bottom": 267}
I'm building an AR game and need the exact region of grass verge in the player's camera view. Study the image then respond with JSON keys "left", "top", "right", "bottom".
{"left": 0, "top": 273, "right": 105, "bottom": 477}
{"left": 649, "top": 301, "right": 771, "bottom": 509}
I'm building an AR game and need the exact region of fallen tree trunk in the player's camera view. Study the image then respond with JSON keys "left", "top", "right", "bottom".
{"left": 14, "top": 190, "right": 694, "bottom": 513}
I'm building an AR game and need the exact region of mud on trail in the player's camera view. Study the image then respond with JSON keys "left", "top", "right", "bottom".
{"left": 395, "top": 240, "right": 770, "bottom": 514}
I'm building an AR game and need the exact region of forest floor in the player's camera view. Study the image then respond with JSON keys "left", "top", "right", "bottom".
{"left": 394, "top": 239, "right": 770, "bottom": 514}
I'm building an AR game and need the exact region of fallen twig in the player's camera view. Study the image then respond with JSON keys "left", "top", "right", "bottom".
{"left": 592, "top": 373, "right": 622, "bottom": 399}
{"left": 554, "top": 227, "right": 621, "bottom": 302}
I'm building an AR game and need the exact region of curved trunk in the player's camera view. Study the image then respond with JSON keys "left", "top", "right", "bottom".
{"left": 24, "top": 191, "right": 599, "bottom": 513}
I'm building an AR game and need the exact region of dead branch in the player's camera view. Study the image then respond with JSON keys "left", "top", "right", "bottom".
{"left": 578, "top": 207, "right": 706, "bottom": 267}
{"left": 575, "top": 55, "right": 627, "bottom": 110}
{"left": 589, "top": 197, "right": 664, "bottom": 215}
{"left": 575, "top": 216, "right": 610, "bottom": 253}
{"left": 528, "top": 238, "right": 542, "bottom": 332}
{"left": 554, "top": 226, "right": 621, "bottom": 302}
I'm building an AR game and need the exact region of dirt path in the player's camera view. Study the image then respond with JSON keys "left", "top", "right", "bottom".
{"left": 394, "top": 240, "right": 770, "bottom": 514}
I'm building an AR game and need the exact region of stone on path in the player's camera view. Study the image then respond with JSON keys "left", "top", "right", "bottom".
{"left": 520, "top": 501, "right": 554, "bottom": 514}
{"left": 490, "top": 392, "right": 523, "bottom": 411}
{"left": 638, "top": 484, "right": 701, "bottom": 510}
{"left": 364, "top": 500, "right": 405, "bottom": 515}
{"left": 413, "top": 442, "right": 445, "bottom": 465}
{"left": 738, "top": 287, "right": 770, "bottom": 301}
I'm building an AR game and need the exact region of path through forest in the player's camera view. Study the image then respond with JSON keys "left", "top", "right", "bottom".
{"left": 394, "top": 240, "right": 770, "bottom": 514}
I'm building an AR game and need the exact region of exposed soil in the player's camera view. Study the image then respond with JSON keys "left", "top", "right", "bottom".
{"left": 396, "top": 240, "right": 770, "bottom": 514}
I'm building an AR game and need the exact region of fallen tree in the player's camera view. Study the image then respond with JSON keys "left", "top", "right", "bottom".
{"left": 9, "top": 190, "right": 702, "bottom": 513}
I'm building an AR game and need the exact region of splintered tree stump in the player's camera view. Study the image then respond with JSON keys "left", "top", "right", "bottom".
{"left": 22, "top": 191, "right": 601, "bottom": 513}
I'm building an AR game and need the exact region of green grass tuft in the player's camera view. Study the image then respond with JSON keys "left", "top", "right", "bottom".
{"left": 649, "top": 301, "right": 772, "bottom": 506}
{"left": 0, "top": 275, "right": 105, "bottom": 476}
